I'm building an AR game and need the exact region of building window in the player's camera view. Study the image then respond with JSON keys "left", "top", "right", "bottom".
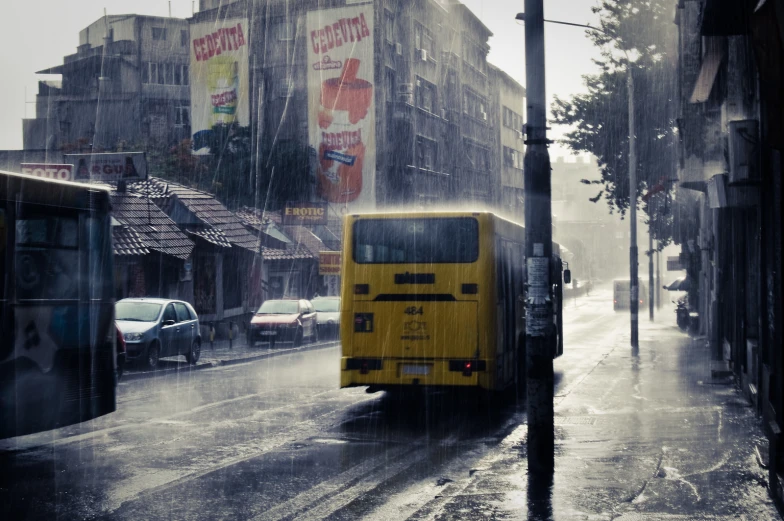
{"left": 386, "top": 68, "right": 396, "bottom": 96}
{"left": 414, "top": 24, "right": 435, "bottom": 56}
{"left": 152, "top": 27, "right": 167, "bottom": 41}
{"left": 149, "top": 62, "right": 159, "bottom": 84}
{"left": 503, "top": 106, "right": 523, "bottom": 132}
{"left": 503, "top": 146, "right": 523, "bottom": 170}
{"left": 277, "top": 77, "right": 292, "bottom": 97}
{"left": 276, "top": 21, "right": 294, "bottom": 41}
{"left": 416, "top": 77, "right": 436, "bottom": 113}
{"left": 463, "top": 89, "right": 487, "bottom": 121}
{"left": 174, "top": 104, "right": 190, "bottom": 127}
{"left": 144, "top": 63, "right": 188, "bottom": 86}
{"left": 385, "top": 10, "right": 394, "bottom": 43}
{"left": 465, "top": 142, "right": 490, "bottom": 171}
{"left": 416, "top": 136, "right": 438, "bottom": 171}
{"left": 181, "top": 29, "right": 188, "bottom": 47}
{"left": 463, "top": 37, "right": 487, "bottom": 74}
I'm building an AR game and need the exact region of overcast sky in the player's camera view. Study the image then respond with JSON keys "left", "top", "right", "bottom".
{"left": 0, "top": 0, "right": 601, "bottom": 159}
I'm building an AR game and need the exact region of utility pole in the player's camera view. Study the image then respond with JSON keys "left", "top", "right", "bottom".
{"left": 649, "top": 221, "right": 654, "bottom": 320}
{"left": 628, "top": 67, "right": 639, "bottom": 347}
{"left": 521, "top": 0, "right": 554, "bottom": 474}
{"left": 656, "top": 245, "right": 661, "bottom": 309}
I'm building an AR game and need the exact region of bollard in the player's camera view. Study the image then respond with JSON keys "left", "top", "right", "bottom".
{"left": 229, "top": 321, "right": 234, "bottom": 349}
{"left": 210, "top": 323, "right": 215, "bottom": 349}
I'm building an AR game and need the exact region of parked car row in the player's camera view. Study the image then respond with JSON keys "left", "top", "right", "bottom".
{"left": 248, "top": 297, "right": 341, "bottom": 347}
{"left": 113, "top": 296, "right": 341, "bottom": 374}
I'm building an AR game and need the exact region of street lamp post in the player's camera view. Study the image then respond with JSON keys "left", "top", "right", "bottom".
{"left": 516, "top": 15, "right": 640, "bottom": 347}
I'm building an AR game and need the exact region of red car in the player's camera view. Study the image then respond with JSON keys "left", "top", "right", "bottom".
{"left": 248, "top": 299, "right": 318, "bottom": 347}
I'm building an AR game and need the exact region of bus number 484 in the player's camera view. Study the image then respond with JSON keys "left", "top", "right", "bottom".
{"left": 404, "top": 306, "right": 423, "bottom": 316}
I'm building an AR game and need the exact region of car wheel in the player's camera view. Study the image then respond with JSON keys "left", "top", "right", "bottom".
{"left": 146, "top": 341, "right": 160, "bottom": 370}
{"left": 185, "top": 339, "right": 201, "bottom": 364}
{"left": 294, "top": 328, "right": 303, "bottom": 347}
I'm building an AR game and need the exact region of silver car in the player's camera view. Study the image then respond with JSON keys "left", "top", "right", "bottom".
{"left": 312, "top": 297, "right": 340, "bottom": 340}
{"left": 115, "top": 298, "right": 202, "bottom": 369}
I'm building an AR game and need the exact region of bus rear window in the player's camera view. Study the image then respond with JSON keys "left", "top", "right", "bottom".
{"left": 353, "top": 218, "right": 479, "bottom": 264}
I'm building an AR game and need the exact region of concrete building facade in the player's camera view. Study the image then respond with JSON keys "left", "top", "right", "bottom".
{"left": 25, "top": 15, "right": 191, "bottom": 151}
{"left": 674, "top": 0, "right": 783, "bottom": 499}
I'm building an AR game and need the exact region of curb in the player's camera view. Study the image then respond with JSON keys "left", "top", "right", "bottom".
{"left": 121, "top": 340, "right": 340, "bottom": 382}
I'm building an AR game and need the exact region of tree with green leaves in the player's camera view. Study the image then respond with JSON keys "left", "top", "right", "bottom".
{"left": 551, "top": 0, "right": 677, "bottom": 247}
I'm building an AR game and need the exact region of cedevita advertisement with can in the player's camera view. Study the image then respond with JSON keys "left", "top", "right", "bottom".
{"left": 307, "top": 5, "right": 376, "bottom": 212}
{"left": 189, "top": 18, "right": 250, "bottom": 152}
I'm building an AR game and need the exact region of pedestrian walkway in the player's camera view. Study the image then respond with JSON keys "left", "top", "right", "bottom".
{"left": 440, "top": 317, "right": 781, "bottom": 519}
{"left": 122, "top": 337, "right": 339, "bottom": 380}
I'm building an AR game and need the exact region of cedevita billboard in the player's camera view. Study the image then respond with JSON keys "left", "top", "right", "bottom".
{"left": 189, "top": 18, "right": 250, "bottom": 152}
{"left": 307, "top": 5, "right": 376, "bottom": 212}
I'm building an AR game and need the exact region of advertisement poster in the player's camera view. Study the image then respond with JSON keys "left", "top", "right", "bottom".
{"left": 189, "top": 17, "right": 250, "bottom": 152}
{"left": 307, "top": 5, "right": 376, "bottom": 212}
{"left": 64, "top": 153, "right": 147, "bottom": 182}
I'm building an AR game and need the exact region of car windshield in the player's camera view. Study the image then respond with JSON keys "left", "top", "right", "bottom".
{"left": 313, "top": 299, "right": 339, "bottom": 312}
{"left": 115, "top": 302, "right": 162, "bottom": 322}
{"left": 258, "top": 300, "right": 299, "bottom": 314}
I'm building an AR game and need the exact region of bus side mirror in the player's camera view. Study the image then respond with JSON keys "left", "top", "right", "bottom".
{"left": 563, "top": 269, "right": 571, "bottom": 285}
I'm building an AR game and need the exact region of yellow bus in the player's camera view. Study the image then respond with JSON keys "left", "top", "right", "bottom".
{"left": 339, "top": 211, "right": 564, "bottom": 395}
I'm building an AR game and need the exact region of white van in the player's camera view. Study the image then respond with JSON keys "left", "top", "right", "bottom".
{"left": 613, "top": 279, "right": 648, "bottom": 311}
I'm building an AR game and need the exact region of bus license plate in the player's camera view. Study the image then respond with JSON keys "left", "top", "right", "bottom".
{"left": 402, "top": 365, "right": 430, "bottom": 376}
{"left": 260, "top": 331, "right": 277, "bottom": 336}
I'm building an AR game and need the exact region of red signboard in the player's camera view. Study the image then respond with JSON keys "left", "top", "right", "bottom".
{"left": 319, "top": 251, "right": 341, "bottom": 275}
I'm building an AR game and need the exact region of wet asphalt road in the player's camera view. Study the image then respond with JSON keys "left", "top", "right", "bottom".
{"left": 1, "top": 287, "right": 780, "bottom": 520}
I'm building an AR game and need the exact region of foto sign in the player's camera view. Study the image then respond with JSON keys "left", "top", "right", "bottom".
{"left": 64, "top": 152, "right": 147, "bottom": 182}
{"left": 20, "top": 163, "right": 74, "bottom": 182}
{"left": 283, "top": 201, "right": 328, "bottom": 226}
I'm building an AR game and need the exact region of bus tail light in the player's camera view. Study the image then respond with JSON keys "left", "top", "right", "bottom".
{"left": 354, "top": 284, "right": 369, "bottom": 295}
{"left": 461, "top": 283, "right": 478, "bottom": 294}
{"left": 448, "top": 360, "right": 486, "bottom": 374}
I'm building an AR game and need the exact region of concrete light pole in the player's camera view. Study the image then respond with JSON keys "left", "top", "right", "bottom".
{"left": 515, "top": 16, "right": 639, "bottom": 347}
{"left": 518, "top": 0, "right": 555, "bottom": 474}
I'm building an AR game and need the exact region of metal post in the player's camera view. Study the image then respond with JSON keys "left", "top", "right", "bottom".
{"left": 628, "top": 67, "right": 639, "bottom": 347}
{"left": 649, "top": 221, "right": 654, "bottom": 320}
{"left": 523, "top": 0, "right": 555, "bottom": 474}
{"left": 656, "top": 244, "right": 661, "bottom": 309}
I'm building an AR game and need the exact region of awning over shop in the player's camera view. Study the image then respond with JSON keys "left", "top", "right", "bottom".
{"left": 664, "top": 277, "right": 691, "bottom": 291}
{"left": 690, "top": 37, "right": 725, "bottom": 103}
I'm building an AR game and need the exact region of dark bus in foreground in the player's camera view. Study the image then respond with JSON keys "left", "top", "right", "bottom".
{"left": 0, "top": 170, "right": 116, "bottom": 438}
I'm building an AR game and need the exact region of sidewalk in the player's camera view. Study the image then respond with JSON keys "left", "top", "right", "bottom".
{"left": 122, "top": 337, "right": 339, "bottom": 381}
{"left": 441, "top": 317, "right": 781, "bottom": 519}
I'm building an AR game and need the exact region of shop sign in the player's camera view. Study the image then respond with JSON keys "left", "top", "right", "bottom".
{"left": 64, "top": 152, "right": 147, "bottom": 182}
{"left": 283, "top": 201, "right": 328, "bottom": 225}
{"left": 20, "top": 163, "right": 74, "bottom": 182}
{"left": 319, "top": 251, "right": 341, "bottom": 275}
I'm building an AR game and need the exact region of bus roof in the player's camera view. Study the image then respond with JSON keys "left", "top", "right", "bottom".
{"left": 0, "top": 169, "right": 111, "bottom": 211}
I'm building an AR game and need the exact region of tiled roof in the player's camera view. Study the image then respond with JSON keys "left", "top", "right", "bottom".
{"left": 110, "top": 192, "right": 194, "bottom": 260}
{"left": 185, "top": 227, "right": 233, "bottom": 249}
{"left": 128, "top": 178, "right": 259, "bottom": 253}
{"left": 262, "top": 246, "right": 315, "bottom": 261}
{"left": 112, "top": 224, "right": 150, "bottom": 256}
{"left": 287, "top": 225, "right": 327, "bottom": 256}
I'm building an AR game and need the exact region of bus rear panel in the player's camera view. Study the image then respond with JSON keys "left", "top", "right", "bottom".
{"left": 340, "top": 212, "right": 522, "bottom": 393}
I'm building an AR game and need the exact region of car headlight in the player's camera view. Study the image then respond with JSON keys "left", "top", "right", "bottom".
{"left": 124, "top": 332, "right": 144, "bottom": 341}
